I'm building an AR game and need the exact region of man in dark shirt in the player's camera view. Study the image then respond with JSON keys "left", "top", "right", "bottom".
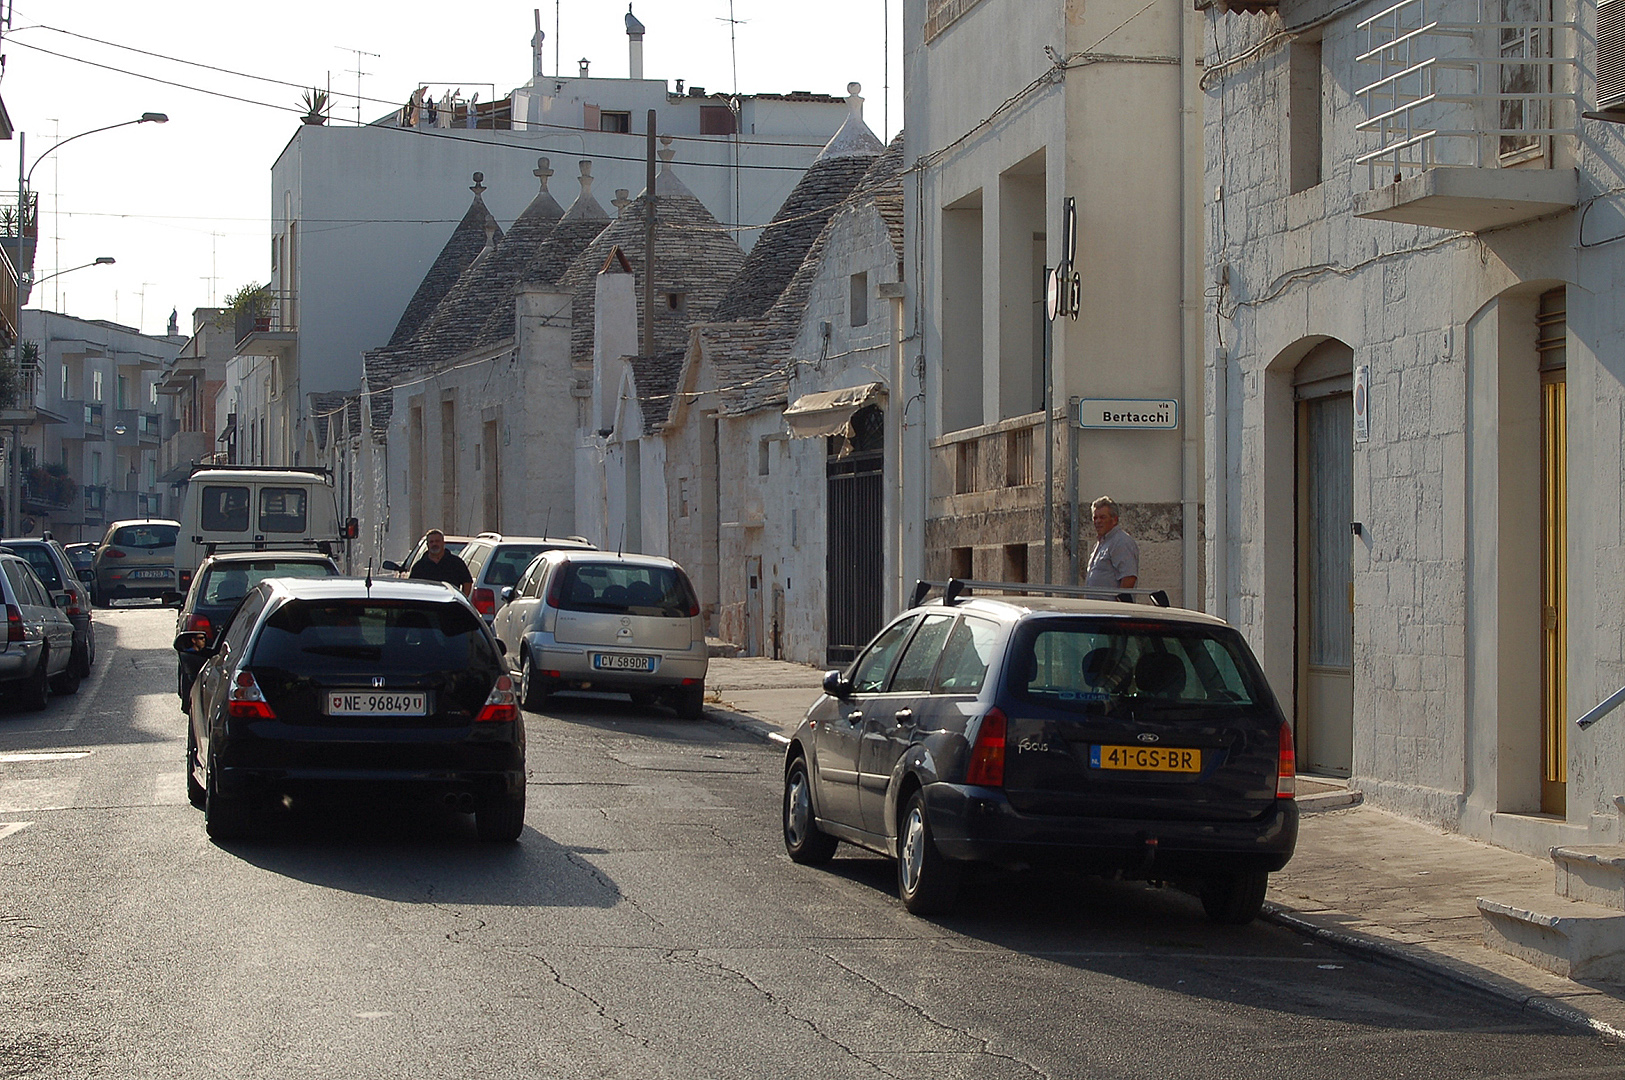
{"left": 408, "top": 529, "right": 472, "bottom": 596}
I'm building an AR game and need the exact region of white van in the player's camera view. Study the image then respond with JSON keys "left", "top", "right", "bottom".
{"left": 174, "top": 467, "right": 356, "bottom": 594}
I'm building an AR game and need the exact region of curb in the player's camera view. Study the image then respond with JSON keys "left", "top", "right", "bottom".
{"left": 702, "top": 704, "right": 790, "bottom": 748}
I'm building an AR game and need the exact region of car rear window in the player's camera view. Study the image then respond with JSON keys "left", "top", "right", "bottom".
{"left": 483, "top": 545, "right": 563, "bottom": 587}
{"left": 111, "top": 524, "right": 177, "bottom": 549}
{"left": 201, "top": 486, "right": 250, "bottom": 531}
{"left": 259, "top": 488, "right": 308, "bottom": 534}
{"left": 1012, "top": 619, "right": 1271, "bottom": 713}
{"left": 11, "top": 547, "right": 62, "bottom": 589}
{"left": 555, "top": 562, "right": 698, "bottom": 618}
{"left": 251, "top": 599, "right": 496, "bottom": 672}
{"left": 200, "top": 560, "right": 337, "bottom": 605}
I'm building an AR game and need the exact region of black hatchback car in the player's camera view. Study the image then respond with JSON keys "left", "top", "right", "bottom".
{"left": 782, "top": 582, "right": 1297, "bottom": 922}
{"left": 175, "top": 577, "right": 525, "bottom": 843}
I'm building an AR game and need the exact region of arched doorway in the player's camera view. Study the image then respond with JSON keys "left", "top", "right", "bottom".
{"left": 1292, "top": 340, "right": 1355, "bottom": 777}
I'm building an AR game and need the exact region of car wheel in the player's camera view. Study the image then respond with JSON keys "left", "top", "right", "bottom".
{"left": 70, "top": 639, "right": 90, "bottom": 679}
{"left": 1199, "top": 870, "right": 1270, "bottom": 925}
{"left": 475, "top": 795, "right": 525, "bottom": 842}
{"left": 185, "top": 724, "right": 206, "bottom": 809}
{"left": 49, "top": 663, "right": 80, "bottom": 696}
{"left": 203, "top": 752, "right": 251, "bottom": 841}
{"left": 896, "top": 789, "right": 962, "bottom": 916}
{"left": 673, "top": 685, "right": 705, "bottom": 720}
{"left": 783, "top": 755, "right": 838, "bottom": 864}
{"left": 519, "top": 652, "right": 548, "bottom": 711}
{"left": 20, "top": 649, "right": 51, "bottom": 711}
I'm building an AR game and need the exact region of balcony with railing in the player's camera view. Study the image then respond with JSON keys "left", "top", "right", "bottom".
{"left": 0, "top": 355, "right": 42, "bottom": 422}
{"left": 234, "top": 289, "right": 297, "bottom": 356}
{"left": 158, "top": 428, "right": 214, "bottom": 483}
{"left": 1353, "top": 0, "right": 1580, "bottom": 230}
{"left": 83, "top": 402, "right": 105, "bottom": 439}
{"left": 0, "top": 190, "right": 38, "bottom": 293}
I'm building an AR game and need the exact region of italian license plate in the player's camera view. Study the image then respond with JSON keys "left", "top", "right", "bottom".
{"left": 129, "top": 569, "right": 170, "bottom": 580}
{"left": 592, "top": 653, "right": 656, "bottom": 672}
{"left": 1090, "top": 745, "right": 1201, "bottom": 772}
{"left": 326, "top": 691, "right": 428, "bottom": 716}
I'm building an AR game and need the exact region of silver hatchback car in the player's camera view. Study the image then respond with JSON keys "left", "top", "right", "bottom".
{"left": 492, "top": 551, "right": 708, "bottom": 717}
{"left": 0, "top": 552, "right": 76, "bottom": 709}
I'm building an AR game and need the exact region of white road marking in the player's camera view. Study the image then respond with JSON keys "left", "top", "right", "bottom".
{"left": 0, "top": 752, "right": 91, "bottom": 763}
{"left": 0, "top": 822, "right": 32, "bottom": 841}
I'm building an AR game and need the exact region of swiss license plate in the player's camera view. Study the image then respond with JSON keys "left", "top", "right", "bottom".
{"left": 326, "top": 691, "right": 428, "bottom": 716}
{"left": 592, "top": 653, "right": 656, "bottom": 672}
{"left": 1090, "top": 745, "right": 1201, "bottom": 773}
{"left": 129, "top": 569, "right": 170, "bottom": 580}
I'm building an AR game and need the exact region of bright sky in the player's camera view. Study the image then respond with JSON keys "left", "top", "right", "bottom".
{"left": 2, "top": 0, "right": 904, "bottom": 339}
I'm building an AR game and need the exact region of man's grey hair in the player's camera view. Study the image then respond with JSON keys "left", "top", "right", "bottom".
{"left": 1091, "top": 496, "right": 1120, "bottom": 518}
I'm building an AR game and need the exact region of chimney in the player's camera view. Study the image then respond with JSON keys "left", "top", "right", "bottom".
{"left": 579, "top": 58, "right": 591, "bottom": 79}
{"left": 626, "top": 4, "right": 646, "bottom": 81}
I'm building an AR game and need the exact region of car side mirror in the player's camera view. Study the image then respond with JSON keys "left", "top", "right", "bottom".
{"left": 381, "top": 560, "right": 403, "bottom": 572}
{"left": 53, "top": 594, "right": 70, "bottom": 610}
{"left": 160, "top": 590, "right": 183, "bottom": 606}
{"left": 500, "top": 587, "right": 516, "bottom": 602}
{"left": 172, "top": 630, "right": 216, "bottom": 658}
{"left": 495, "top": 639, "right": 508, "bottom": 656}
{"left": 822, "top": 670, "right": 853, "bottom": 699}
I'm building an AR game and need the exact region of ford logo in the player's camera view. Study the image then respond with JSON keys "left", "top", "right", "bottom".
{"left": 1136, "top": 732, "right": 1159, "bottom": 743}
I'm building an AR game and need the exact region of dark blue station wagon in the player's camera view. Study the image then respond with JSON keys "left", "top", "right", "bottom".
{"left": 782, "top": 583, "right": 1298, "bottom": 922}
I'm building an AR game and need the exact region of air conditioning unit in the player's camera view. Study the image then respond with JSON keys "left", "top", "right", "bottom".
{"left": 1600, "top": 0, "right": 1625, "bottom": 111}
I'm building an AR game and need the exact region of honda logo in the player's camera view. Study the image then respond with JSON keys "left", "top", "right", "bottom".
{"left": 373, "top": 677, "right": 386, "bottom": 689}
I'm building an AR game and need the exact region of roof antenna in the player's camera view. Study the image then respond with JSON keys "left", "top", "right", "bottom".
{"left": 541, "top": 507, "right": 551, "bottom": 539}
{"left": 365, "top": 558, "right": 373, "bottom": 591}
{"left": 617, "top": 523, "right": 625, "bottom": 557}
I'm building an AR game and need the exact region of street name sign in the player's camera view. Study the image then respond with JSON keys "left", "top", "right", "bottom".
{"left": 1075, "top": 398, "right": 1179, "bottom": 430}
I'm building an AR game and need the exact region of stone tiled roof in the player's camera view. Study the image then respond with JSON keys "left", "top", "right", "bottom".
{"left": 309, "top": 390, "right": 354, "bottom": 450}
{"left": 471, "top": 162, "right": 611, "bottom": 351}
{"left": 629, "top": 348, "right": 687, "bottom": 431}
{"left": 383, "top": 175, "right": 503, "bottom": 348}
{"left": 560, "top": 147, "right": 745, "bottom": 364}
{"left": 712, "top": 92, "right": 883, "bottom": 324}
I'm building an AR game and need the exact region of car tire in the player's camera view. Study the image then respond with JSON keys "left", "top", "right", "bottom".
{"left": 185, "top": 725, "right": 206, "bottom": 810}
{"left": 49, "top": 664, "right": 80, "bottom": 696}
{"left": 519, "top": 653, "right": 548, "bottom": 711}
{"left": 896, "top": 789, "right": 962, "bottom": 916}
{"left": 673, "top": 685, "right": 705, "bottom": 720}
{"left": 20, "top": 649, "right": 51, "bottom": 711}
{"left": 203, "top": 752, "right": 251, "bottom": 841}
{"left": 476, "top": 795, "right": 525, "bottom": 842}
{"left": 782, "top": 756, "right": 838, "bottom": 865}
{"left": 1199, "top": 870, "right": 1269, "bottom": 925}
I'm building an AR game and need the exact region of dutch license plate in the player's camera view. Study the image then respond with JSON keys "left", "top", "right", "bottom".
{"left": 1090, "top": 745, "right": 1201, "bottom": 773}
{"left": 326, "top": 691, "right": 428, "bottom": 716}
{"left": 592, "top": 653, "right": 656, "bottom": 672}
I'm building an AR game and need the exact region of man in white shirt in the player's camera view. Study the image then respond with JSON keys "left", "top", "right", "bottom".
{"left": 1085, "top": 496, "right": 1139, "bottom": 594}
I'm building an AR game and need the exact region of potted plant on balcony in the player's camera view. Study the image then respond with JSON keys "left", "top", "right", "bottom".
{"left": 217, "top": 282, "right": 273, "bottom": 343}
{"left": 300, "top": 88, "right": 330, "bottom": 126}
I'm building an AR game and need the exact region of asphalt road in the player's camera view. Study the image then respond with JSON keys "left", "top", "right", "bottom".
{"left": 1, "top": 605, "right": 1623, "bottom": 1078}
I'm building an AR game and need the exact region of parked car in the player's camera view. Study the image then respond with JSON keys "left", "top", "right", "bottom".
{"left": 173, "top": 550, "right": 342, "bottom": 706}
{"left": 0, "top": 551, "right": 76, "bottom": 708}
{"left": 491, "top": 550, "right": 707, "bottom": 717}
{"left": 62, "top": 542, "right": 96, "bottom": 583}
{"left": 381, "top": 533, "right": 474, "bottom": 578}
{"left": 458, "top": 533, "right": 596, "bottom": 623}
{"left": 780, "top": 582, "right": 1298, "bottom": 922}
{"left": 174, "top": 577, "right": 525, "bottom": 842}
{"left": 91, "top": 519, "right": 180, "bottom": 606}
{"left": 1, "top": 537, "right": 94, "bottom": 680}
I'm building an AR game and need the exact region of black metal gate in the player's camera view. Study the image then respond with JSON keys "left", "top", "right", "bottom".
{"left": 826, "top": 405, "right": 884, "bottom": 665}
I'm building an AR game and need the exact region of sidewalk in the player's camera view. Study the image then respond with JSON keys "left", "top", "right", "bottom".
{"left": 703, "top": 656, "right": 1625, "bottom": 1038}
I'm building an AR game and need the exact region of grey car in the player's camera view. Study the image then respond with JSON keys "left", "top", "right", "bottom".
{"left": 91, "top": 519, "right": 180, "bottom": 606}
{"left": 491, "top": 550, "right": 708, "bottom": 718}
{"left": 459, "top": 534, "right": 595, "bottom": 624}
{"left": 0, "top": 552, "right": 76, "bottom": 708}
{"left": 2, "top": 537, "right": 95, "bottom": 680}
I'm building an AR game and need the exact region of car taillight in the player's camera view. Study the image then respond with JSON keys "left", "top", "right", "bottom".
{"left": 5, "top": 604, "right": 22, "bottom": 643}
{"left": 964, "top": 707, "right": 1007, "bottom": 788}
{"left": 64, "top": 588, "right": 81, "bottom": 616}
{"left": 104, "top": 549, "right": 126, "bottom": 558}
{"left": 227, "top": 670, "right": 276, "bottom": 720}
{"left": 1277, "top": 721, "right": 1296, "bottom": 798}
{"left": 471, "top": 586, "right": 496, "bottom": 617}
{"left": 475, "top": 674, "right": 519, "bottom": 723}
{"left": 183, "top": 612, "right": 212, "bottom": 637}
{"left": 546, "top": 572, "right": 565, "bottom": 608}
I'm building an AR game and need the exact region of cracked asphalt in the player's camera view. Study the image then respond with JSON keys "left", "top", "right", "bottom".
{"left": 2, "top": 607, "right": 1624, "bottom": 1078}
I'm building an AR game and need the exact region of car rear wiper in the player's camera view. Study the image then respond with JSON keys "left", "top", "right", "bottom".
{"left": 300, "top": 645, "right": 382, "bottom": 660}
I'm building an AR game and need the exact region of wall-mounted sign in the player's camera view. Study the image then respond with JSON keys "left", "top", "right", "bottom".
{"left": 1353, "top": 364, "right": 1370, "bottom": 443}
{"left": 1075, "top": 398, "right": 1179, "bottom": 430}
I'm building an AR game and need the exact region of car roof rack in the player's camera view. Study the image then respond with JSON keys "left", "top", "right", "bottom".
{"left": 909, "top": 578, "right": 1172, "bottom": 609}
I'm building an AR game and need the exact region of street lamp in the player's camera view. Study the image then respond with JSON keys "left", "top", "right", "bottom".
{"left": 25, "top": 114, "right": 167, "bottom": 189}
{"left": 27, "top": 256, "right": 114, "bottom": 291}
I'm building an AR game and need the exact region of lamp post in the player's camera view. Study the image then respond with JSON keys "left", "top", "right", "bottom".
{"left": 5, "top": 113, "right": 166, "bottom": 536}
{"left": 26, "top": 256, "right": 114, "bottom": 293}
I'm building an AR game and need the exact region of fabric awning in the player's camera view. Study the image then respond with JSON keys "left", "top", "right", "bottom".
{"left": 782, "top": 382, "right": 886, "bottom": 439}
